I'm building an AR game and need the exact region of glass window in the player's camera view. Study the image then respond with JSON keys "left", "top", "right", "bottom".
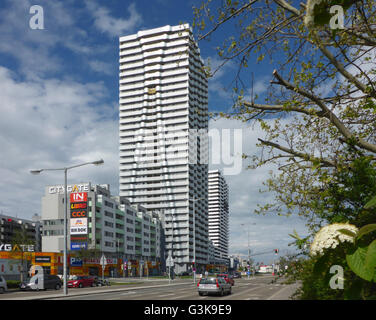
{"left": 200, "top": 278, "right": 216, "bottom": 284}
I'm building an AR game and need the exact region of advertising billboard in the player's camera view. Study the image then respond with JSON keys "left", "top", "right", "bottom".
{"left": 70, "top": 192, "right": 88, "bottom": 250}
{"left": 70, "top": 257, "right": 83, "bottom": 266}
{"left": 70, "top": 242, "right": 88, "bottom": 250}
{"left": 70, "top": 218, "right": 88, "bottom": 234}
{"left": 70, "top": 192, "right": 88, "bottom": 203}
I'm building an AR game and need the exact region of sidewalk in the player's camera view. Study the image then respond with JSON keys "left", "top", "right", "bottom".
{"left": 1, "top": 280, "right": 190, "bottom": 300}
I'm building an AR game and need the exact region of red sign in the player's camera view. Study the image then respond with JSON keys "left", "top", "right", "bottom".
{"left": 70, "top": 192, "right": 87, "bottom": 203}
{"left": 70, "top": 235, "right": 88, "bottom": 242}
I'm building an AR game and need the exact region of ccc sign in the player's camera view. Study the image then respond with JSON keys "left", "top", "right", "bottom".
{"left": 70, "top": 210, "right": 87, "bottom": 218}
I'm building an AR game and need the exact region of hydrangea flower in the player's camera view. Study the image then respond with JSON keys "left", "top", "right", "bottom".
{"left": 310, "top": 223, "right": 358, "bottom": 256}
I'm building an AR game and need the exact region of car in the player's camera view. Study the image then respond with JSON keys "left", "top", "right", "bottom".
{"left": 197, "top": 277, "right": 231, "bottom": 296}
{"left": 178, "top": 271, "right": 192, "bottom": 276}
{"left": 0, "top": 276, "right": 7, "bottom": 293}
{"left": 67, "top": 275, "right": 95, "bottom": 288}
{"left": 19, "top": 274, "right": 62, "bottom": 291}
{"left": 217, "top": 273, "right": 235, "bottom": 286}
{"left": 232, "top": 272, "right": 242, "bottom": 279}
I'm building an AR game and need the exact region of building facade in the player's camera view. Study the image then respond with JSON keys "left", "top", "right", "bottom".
{"left": 0, "top": 214, "right": 42, "bottom": 251}
{"left": 119, "top": 24, "right": 209, "bottom": 273}
{"left": 41, "top": 183, "right": 163, "bottom": 273}
{"left": 208, "top": 170, "right": 229, "bottom": 264}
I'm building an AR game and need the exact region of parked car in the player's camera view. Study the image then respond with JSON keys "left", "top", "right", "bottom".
{"left": 20, "top": 274, "right": 62, "bottom": 291}
{"left": 178, "top": 271, "right": 192, "bottom": 276}
{"left": 67, "top": 275, "right": 95, "bottom": 288}
{"left": 197, "top": 277, "right": 231, "bottom": 296}
{"left": 217, "top": 273, "right": 235, "bottom": 286}
{"left": 0, "top": 276, "right": 7, "bottom": 293}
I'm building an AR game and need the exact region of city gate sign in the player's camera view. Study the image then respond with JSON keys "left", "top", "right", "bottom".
{"left": 48, "top": 183, "right": 90, "bottom": 194}
{"left": 0, "top": 244, "right": 35, "bottom": 252}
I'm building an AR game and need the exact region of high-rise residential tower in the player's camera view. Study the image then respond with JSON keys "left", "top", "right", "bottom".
{"left": 208, "top": 170, "right": 229, "bottom": 264}
{"left": 119, "top": 24, "right": 209, "bottom": 273}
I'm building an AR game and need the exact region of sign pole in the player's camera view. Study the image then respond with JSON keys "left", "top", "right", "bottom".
{"left": 63, "top": 168, "right": 68, "bottom": 296}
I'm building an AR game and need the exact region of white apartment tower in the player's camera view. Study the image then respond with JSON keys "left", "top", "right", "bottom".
{"left": 119, "top": 24, "right": 209, "bottom": 273}
{"left": 208, "top": 170, "right": 229, "bottom": 263}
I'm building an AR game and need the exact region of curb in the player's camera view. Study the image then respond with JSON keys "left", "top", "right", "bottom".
{"left": 2, "top": 281, "right": 195, "bottom": 300}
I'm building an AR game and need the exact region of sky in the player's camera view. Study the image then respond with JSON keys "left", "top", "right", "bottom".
{"left": 0, "top": 0, "right": 310, "bottom": 264}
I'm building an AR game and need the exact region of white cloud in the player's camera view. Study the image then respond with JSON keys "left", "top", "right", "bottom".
{"left": 205, "top": 55, "right": 236, "bottom": 102}
{"left": 88, "top": 60, "right": 114, "bottom": 75}
{"left": 85, "top": 1, "right": 142, "bottom": 37}
{"left": 0, "top": 0, "right": 112, "bottom": 78}
{"left": 0, "top": 65, "right": 118, "bottom": 220}
{"left": 208, "top": 117, "right": 309, "bottom": 263}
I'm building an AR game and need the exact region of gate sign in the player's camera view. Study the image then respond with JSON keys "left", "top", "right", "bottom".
{"left": 70, "top": 192, "right": 88, "bottom": 203}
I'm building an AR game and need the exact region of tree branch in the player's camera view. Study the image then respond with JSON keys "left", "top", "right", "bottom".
{"left": 242, "top": 100, "right": 324, "bottom": 117}
{"left": 197, "top": 0, "right": 258, "bottom": 41}
{"left": 312, "top": 33, "right": 376, "bottom": 99}
{"left": 273, "top": 0, "right": 301, "bottom": 16}
{"left": 258, "top": 138, "right": 336, "bottom": 167}
{"left": 272, "top": 69, "right": 376, "bottom": 154}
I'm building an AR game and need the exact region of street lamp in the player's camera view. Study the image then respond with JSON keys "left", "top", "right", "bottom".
{"left": 30, "top": 159, "right": 104, "bottom": 295}
{"left": 170, "top": 211, "right": 175, "bottom": 281}
{"left": 190, "top": 197, "right": 206, "bottom": 284}
{"left": 241, "top": 223, "right": 256, "bottom": 279}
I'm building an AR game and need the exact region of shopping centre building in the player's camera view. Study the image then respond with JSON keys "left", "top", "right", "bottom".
{"left": 39, "top": 182, "right": 164, "bottom": 276}
{"left": 0, "top": 183, "right": 164, "bottom": 280}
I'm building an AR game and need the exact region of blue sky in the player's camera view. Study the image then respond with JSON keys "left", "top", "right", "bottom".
{"left": 0, "top": 0, "right": 309, "bottom": 264}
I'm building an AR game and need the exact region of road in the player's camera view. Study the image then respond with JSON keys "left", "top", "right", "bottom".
{"left": 0, "top": 275, "right": 300, "bottom": 300}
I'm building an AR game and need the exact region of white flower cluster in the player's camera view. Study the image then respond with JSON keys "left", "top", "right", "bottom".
{"left": 310, "top": 223, "right": 358, "bottom": 256}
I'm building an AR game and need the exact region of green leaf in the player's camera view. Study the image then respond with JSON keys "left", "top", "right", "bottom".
{"left": 288, "top": 229, "right": 302, "bottom": 240}
{"left": 338, "top": 229, "right": 356, "bottom": 238}
{"left": 313, "top": 252, "right": 331, "bottom": 277}
{"left": 364, "top": 195, "right": 376, "bottom": 209}
{"left": 346, "top": 244, "right": 375, "bottom": 282}
{"left": 365, "top": 240, "right": 376, "bottom": 272}
{"left": 344, "top": 278, "right": 363, "bottom": 300}
{"left": 357, "top": 224, "right": 376, "bottom": 240}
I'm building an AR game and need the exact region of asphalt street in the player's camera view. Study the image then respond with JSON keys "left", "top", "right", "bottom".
{"left": 0, "top": 275, "right": 300, "bottom": 300}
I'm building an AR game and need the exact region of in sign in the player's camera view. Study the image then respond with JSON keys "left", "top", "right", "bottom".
{"left": 70, "top": 192, "right": 88, "bottom": 203}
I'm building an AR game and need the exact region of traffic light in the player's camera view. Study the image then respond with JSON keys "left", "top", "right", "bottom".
{"left": 274, "top": 249, "right": 279, "bottom": 254}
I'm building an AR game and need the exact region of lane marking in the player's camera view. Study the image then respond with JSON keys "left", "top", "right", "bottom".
{"left": 266, "top": 285, "right": 296, "bottom": 300}
{"left": 217, "top": 285, "right": 264, "bottom": 300}
{"left": 120, "top": 291, "right": 136, "bottom": 295}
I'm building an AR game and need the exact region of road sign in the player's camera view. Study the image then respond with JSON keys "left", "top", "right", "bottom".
{"left": 100, "top": 254, "right": 107, "bottom": 266}
{"left": 166, "top": 256, "right": 174, "bottom": 267}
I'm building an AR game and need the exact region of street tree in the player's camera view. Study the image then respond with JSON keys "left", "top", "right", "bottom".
{"left": 192, "top": 0, "right": 376, "bottom": 231}
{"left": 10, "top": 229, "right": 35, "bottom": 282}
